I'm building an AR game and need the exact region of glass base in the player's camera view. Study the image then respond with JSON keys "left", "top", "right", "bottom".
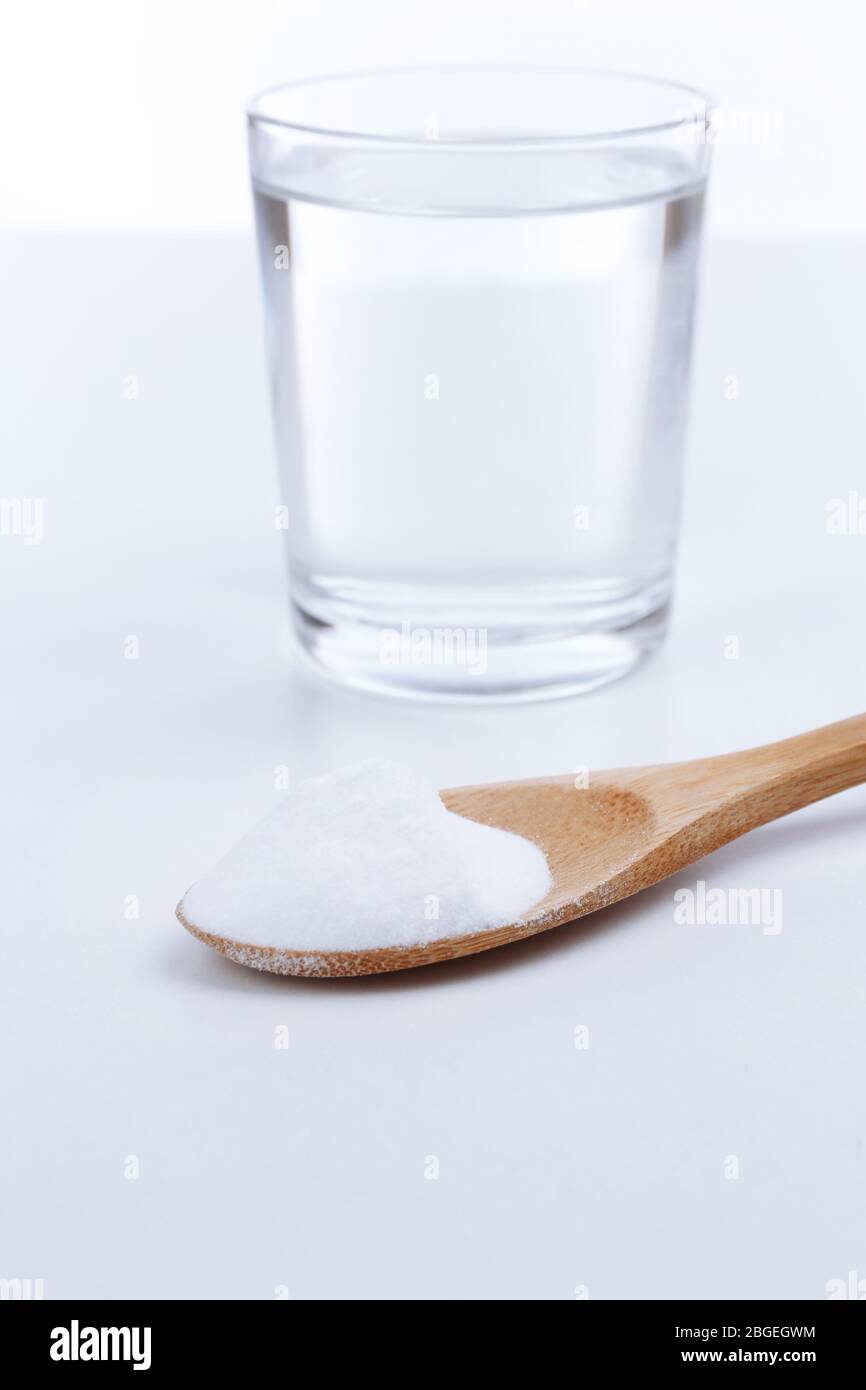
{"left": 290, "top": 573, "right": 671, "bottom": 703}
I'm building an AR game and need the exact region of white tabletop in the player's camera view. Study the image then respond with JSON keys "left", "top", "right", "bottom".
{"left": 2, "top": 231, "right": 865, "bottom": 1299}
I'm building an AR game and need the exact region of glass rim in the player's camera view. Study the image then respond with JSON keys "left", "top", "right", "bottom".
{"left": 247, "top": 63, "right": 716, "bottom": 148}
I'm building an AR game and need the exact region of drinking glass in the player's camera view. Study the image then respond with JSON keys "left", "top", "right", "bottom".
{"left": 248, "top": 66, "right": 712, "bottom": 700}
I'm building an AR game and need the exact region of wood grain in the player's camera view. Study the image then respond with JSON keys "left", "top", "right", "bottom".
{"left": 177, "top": 713, "right": 866, "bottom": 977}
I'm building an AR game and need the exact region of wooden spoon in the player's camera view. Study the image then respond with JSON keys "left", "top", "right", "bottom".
{"left": 178, "top": 713, "right": 866, "bottom": 978}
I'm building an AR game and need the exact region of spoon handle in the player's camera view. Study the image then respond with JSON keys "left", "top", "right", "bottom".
{"left": 628, "top": 713, "right": 866, "bottom": 840}
{"left": 709, "top": 711, "right": 866, "bottom": 805}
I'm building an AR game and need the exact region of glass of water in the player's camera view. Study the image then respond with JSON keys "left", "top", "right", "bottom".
{"left": 248, "top": 67, "right": 712, "bottom": 701}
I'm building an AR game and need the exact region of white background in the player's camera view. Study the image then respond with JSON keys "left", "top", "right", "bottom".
{"left": 2, "top": 0, "right": 866, "bottom": 1302}
{"left": 2, "top": 0, "right": 866, "bottom": 236}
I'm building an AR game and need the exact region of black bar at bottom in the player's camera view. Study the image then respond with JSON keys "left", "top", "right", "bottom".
{"left": 3, "top": 1298, "right": 862, "bottom": 1372}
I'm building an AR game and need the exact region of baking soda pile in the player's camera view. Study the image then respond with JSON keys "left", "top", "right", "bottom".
{"left": 181, "top": 760, "right": 551, "bottom": 953}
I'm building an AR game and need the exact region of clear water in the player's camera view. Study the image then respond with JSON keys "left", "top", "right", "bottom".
{"left": 252, "top": 148, "right": 706, "bottom": 698}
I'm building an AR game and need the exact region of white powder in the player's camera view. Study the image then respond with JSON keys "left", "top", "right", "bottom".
{"left": 180, "top": 759, "right": 551, "bottom": 953}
